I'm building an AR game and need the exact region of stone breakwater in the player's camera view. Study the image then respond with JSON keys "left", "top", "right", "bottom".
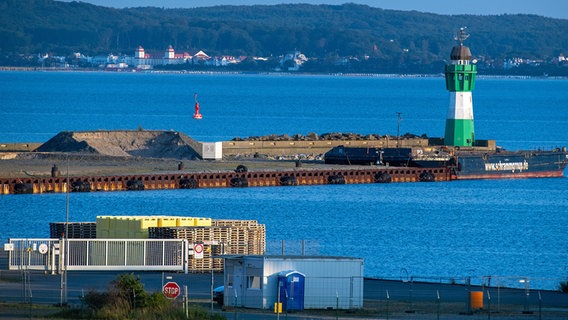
{"left": 231, "top": 132, "right": 427, "bottom": 142}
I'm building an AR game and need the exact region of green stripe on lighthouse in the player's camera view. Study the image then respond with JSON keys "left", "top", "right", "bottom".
{"left": 445, "top": 118, "right": 475, "bottom": 146}
{"left": 445, "top": 64, "right": 476, "bottom": 92}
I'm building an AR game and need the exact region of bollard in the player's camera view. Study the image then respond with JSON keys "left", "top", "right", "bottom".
{"left": 51, "top": 164, "right": 60, "bottom": 177}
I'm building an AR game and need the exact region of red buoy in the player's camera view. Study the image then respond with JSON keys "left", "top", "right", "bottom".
{"left": 193, "top": 93, "right": 202, "bottom": 120}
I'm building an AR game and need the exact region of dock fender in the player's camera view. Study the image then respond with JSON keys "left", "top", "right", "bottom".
{"left": 14, "top": 182, "right": 33, "bottom": 194}
{"left": 230, "top": 177, "right": 248, "bottom": 187}
{"left": 126, "top": 179, "right": 145, "bottom": 191}
{"left": 327, "top": 175, "right": 345, "bottom": 184}
{"left": 279, "top": 175, "right": 298, "bottom": 186}
{"left": 374, "top": 172, "right": 392, "bottom": 183}
{"left": 419, "top": 171, "right": 435, "bottom": 182}
{"left": 179, "top": 178, "right": 198, "bottom": 189}
{"left": 235, "top": 165, "right": 248, "bottom": 173}
{"left": 72, "top": 180, "right": 91, "bottom": 192}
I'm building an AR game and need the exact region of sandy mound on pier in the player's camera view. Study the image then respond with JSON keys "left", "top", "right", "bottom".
{"left": 36, "top": 130, "right": 200, "bottom": 159}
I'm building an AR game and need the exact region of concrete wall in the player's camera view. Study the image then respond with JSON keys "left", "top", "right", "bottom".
{"left": 0, "top": 143, "right": 42, "bottom": 152}
{"left": 222, "top": 138, "right": 430, "bottom": 156}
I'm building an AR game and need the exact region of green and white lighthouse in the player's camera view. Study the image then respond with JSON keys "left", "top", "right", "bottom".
{"left": 444, "top": 28, "right": 477, "bottom": 147}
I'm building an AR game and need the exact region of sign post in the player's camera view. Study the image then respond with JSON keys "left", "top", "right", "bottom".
{"left": 163, "top": 281, "right": 181, "bottom": 299}
{"left": 194, "top": 243, "right": 204, "bottom": 259}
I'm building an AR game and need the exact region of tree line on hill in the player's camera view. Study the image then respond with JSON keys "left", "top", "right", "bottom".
{"left": 0, "top": 0, "right": 567, "bottom": 75}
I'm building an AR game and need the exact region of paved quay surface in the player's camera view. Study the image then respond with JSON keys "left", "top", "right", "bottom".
{"left": 0, "top": 268, "right": 566, "bottom": 319}
{"left": 0, "top": 152, "right": 329, "bottom": 179}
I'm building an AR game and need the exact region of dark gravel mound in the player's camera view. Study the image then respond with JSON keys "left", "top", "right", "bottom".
{"left": 36, "top": 130, "right": 200, "bottom": 160}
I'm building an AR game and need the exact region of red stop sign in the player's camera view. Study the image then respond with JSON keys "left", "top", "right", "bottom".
{"left": 163, "top": 281, "right": 181, "bottom": 299}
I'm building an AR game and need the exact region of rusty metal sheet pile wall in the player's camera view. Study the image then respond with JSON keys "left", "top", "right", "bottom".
{"left": 0, "top": 167, "right": 450, "bottom": 195}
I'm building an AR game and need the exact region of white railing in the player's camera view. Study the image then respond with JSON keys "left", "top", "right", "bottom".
{"left": 5, "top": 238, "right": 189, "bottom": 273}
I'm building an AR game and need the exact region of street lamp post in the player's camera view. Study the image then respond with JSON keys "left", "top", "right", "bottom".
{"left": 396, "top": 112, "right": 402, "bottom": 147}
{"left": 521, "top": 277, "right": 532, "bottom": 314}
{"left": 60, "top": 156, "right": 69, "bottom": 306}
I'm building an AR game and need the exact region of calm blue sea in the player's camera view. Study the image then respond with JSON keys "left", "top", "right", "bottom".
{"left": 1, "top": 71, "right": 567, "bottom": 289}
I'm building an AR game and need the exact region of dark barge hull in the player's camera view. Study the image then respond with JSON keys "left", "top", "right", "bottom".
{"left": 325, "top": 146, "right": 568, "bottom": 180}
{"left": 324, "top": 146, "right": 452, "bottom": 167}
{"left": 453, "top": 150, "right": 568, "bottom": 180}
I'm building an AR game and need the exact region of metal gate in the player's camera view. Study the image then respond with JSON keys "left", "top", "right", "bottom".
{"left": 5, "top": 238, "right": 189, "bottom": 273}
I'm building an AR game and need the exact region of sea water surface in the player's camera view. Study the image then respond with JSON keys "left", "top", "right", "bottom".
{"left": 1, "top": 71, "right": 567, "bottom": 289}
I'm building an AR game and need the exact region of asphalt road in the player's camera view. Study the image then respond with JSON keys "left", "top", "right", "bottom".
{"left": 1, "top": 269, "right": 567, "bottom": 319}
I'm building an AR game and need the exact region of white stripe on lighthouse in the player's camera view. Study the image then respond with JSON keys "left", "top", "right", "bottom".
{"left": 447, "top": 92, "right": 474, "bottom": 120}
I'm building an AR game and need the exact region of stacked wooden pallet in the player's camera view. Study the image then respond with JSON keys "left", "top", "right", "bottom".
{"left": 212, "top": 219, "right": 266, "bottom": 256}
{"left": 49, "top": 222, "right": 97, "bottom": 239}
{"left": 148, "top": 219, "right": 266, "bottom": 272}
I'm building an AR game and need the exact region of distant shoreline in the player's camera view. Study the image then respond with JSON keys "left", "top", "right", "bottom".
{"left": 1, "top": 67, "right": 566, "bottom": 80}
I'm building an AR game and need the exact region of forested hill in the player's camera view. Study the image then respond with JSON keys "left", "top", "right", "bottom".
{"left": 1, "top": 0, "right": 567, "bottom": 63}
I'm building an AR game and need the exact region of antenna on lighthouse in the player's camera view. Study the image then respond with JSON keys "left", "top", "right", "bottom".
{"left": 193, "top": 93, "right": 202, "bottom": 120}
{"left": 454, "top": 27, "right": 469, "bottom": 45}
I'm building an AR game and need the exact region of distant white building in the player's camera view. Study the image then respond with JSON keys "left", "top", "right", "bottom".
{"left": 209, "top": 55, "right": 241, "bottom": 66}
{"left": 189, "top": 50, "right": 211, "bottom": 64}
{"left": 280, "top": 51, "right": 308, "bottom": 71}
{"left": 89, "top": 54, "right": 117, "bottom": 67}
{"left": 128, "top": 45, "right": 208, "bottom": 69}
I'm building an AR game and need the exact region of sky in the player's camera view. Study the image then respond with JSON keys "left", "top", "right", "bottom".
{"left": 60, "top": 0, "right": 568, "bottom": 19}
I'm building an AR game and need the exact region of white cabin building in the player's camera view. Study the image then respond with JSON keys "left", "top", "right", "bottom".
{"left": 222, "top": 255, "right": 364, "bottom": 310}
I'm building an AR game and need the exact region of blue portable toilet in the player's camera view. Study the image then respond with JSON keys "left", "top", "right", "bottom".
{"left": 277, "top": 270, "right": 305, "bottom": 311}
